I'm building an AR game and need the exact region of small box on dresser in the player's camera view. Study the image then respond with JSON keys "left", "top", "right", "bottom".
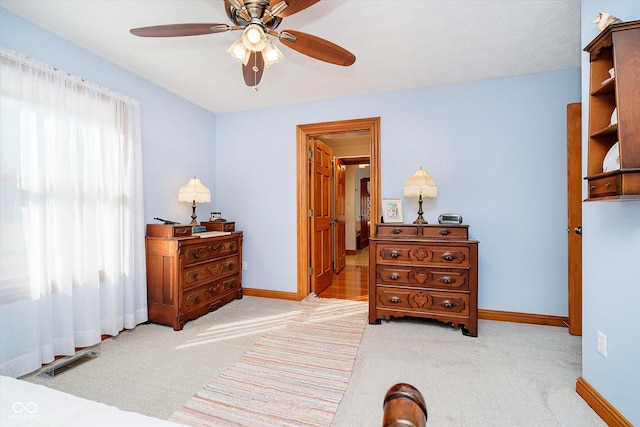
{"left": 201, "top": 220, "right": 235, "bottom": 232}
{"left": 145, "top": 224, "right": 243, "bottom": 330}
{"left": 369, "top": 223, "right": 479, "bottom": 336}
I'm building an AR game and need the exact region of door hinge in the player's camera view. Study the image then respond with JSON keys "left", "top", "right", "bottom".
{"left": 309, "top": 267, "right": 313, "bottom": 275}
{"left": 308, "top": 150, "right": 313, "bottom": 159}
{"left": 309, "top": 209, "right": 313, "bottom": 217}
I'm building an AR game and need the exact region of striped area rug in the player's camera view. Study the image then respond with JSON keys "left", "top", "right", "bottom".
{"left": 169, "top": 295, "right": 368, "bottom": 427}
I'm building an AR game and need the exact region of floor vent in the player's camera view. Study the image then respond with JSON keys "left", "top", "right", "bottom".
{"left": 35, "top": 344, "right": 100, "bottom": 379}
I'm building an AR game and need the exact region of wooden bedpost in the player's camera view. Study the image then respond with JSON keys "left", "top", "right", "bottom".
{"left": 382, "top": 383, "right": 427, "bottom": 427}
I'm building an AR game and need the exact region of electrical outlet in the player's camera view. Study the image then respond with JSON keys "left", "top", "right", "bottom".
{"left": 242, "top": 261, "right": 247, "bottom": 271}
{"left": 597, "top": 331, "right": 607, "bottom": 357}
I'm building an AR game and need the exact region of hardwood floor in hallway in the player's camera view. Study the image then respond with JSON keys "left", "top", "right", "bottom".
{"left": 318, "top": 247, "right": 369, "bottom": 301}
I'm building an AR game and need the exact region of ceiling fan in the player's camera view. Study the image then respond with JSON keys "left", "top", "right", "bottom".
{"left": 130, "top": 0, "right": 356, "bottom": 88}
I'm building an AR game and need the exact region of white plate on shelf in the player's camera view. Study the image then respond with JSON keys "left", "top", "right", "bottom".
{"left": 602, "top": 142, "right": 620, "bottom": 173}
{"left": 601, "top": 76, "right": 614, "bottom": 86}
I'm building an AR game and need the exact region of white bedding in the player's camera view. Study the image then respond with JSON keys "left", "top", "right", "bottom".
{"left": 0, "top": 375, "right": 184, "bottom": 426}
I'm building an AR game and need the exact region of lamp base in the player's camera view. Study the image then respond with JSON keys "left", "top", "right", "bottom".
{"left": 189, "top": 200, "right": 198, "bottom": 225}
{"left": 413, "top": 195, "right": 428, "bottom": 224}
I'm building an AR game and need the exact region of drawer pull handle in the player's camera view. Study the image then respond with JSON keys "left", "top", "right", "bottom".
{"left": 605, "top": 182, "right": 612, "bottom": 187}
{"left": 193, "top": 250, "right": 200, "bottom": 258}
{"left": 590, "top": 185, "right": 596, "bottom": 190}
{"left": 194, "top": 296, "right": 200, "bottom": 304}
{"left": 441, "top": 300, "right": 454, "bottom": 309}
{"left": 389, "top": 272, "right": 400, "bottom": 280}
{"left": 441, "top": 253, "right": 456, "bottom": 262}
{"left": 439, "top": 276, "right": 455, "bottom": 284}
{"left": 390, "top": 251, "right": 400, "bottom": 259}
{"left": 389, "top": 296, "right": 401, "bottom": 304}
{"left": 192, "top": 272, "right": 198, "bottom": 280}
{"left": 392, "top": 228, "right": 403, "bottom": 235}
{"left": 227, "top": 262, "right": 235, "bottom": 270}
{"left": 439, "top": 229, "right": 450, "bottom": 236}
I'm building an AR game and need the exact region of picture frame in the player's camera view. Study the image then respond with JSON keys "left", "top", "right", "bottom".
{"left": 382, "top": 198, "right": 404, "bottom": 223}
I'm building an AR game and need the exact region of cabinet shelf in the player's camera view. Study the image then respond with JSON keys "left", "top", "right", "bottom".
{"left": 591, "top": 77, "right": 615, "bottom": 96}
{"left": 589, "top": 124, "right": 617, "bottom": 139}
{"left": 583, "top": 20, "right": 640, "bottom": 201}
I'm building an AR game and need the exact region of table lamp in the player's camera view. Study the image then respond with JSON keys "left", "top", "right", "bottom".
{"left": 403, "top": 167, "right": 437, "bottom": 224}
{"left": 178, "top": 177, "right": 211, "bottom": 225}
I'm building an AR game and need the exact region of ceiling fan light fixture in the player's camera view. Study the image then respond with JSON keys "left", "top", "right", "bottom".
{"left": 227, "top": 38, "right": 250, "bottom": 65}
{"left": 262, "top": 39, "right": 284, "bottom": 67}
{"left": 242, "top": 24, "right": 267, "bottom": 51}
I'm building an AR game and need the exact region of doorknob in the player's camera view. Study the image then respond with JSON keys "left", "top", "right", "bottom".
{"left": 574, "top": 226, "right": 582, "bottom": 235}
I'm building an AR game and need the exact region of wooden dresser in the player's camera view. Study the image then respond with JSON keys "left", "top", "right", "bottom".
{"left": 369, "top": 223, "right": 479, "bottom": 336}
{"left": 145, "top": 225, "right": 243, "bottom": 330}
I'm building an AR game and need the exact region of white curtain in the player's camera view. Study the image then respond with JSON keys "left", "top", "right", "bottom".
{"left": 0, "top": 47, "right": 147, "bottom": 378}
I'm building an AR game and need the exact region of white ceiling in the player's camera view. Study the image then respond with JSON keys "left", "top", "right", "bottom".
{"left": 0, "top": 0, "right": 581, "bottom": 114}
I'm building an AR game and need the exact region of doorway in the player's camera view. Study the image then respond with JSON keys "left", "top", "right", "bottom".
{"left": 295, "top": 117, "right": 381, "bottom": 300}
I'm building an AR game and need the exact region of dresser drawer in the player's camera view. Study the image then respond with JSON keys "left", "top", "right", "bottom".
{"left": 422, "top": 226, "right": 468, "bottom": 239}
{"left": 183, "top": 274, "right": 241, "bottom": 308}
{"left": 376, "top": 286, "right": 469, "bottom": 317}
{"left": 588, "top": 175, "right": 621, "bottom": 198}
{"left": 146, "top": 224, "right": 192, "bottom": 238}
{"left": 377, "top": 244, "right": 469, "bottom": 267}
{"left": 183, "top": 255, "right": 240, "bottom": 288}
{"left": 376, "top": 225, "right": 419, "bottom": 237}
{"left": 180, "top": 238, "right": 240, "bottom": 266}
{"left": 376, "top": 266, "right": 469, "bottom": 290}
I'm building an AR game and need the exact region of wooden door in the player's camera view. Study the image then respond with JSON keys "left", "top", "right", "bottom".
{"left": 334, "top": 158, "right": 346, "bottom": 273}
{"left": 360, "top": 178, "right": 370, "bottom": 248}
{"left": 567, "top": 102, "right": 582, "bottom": 336}
{"left": 310, "top": 139, "right": 333, "bottom": 295}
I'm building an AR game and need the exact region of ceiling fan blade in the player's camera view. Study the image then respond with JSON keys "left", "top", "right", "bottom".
{"left": 130, "top": 23, "right": 230, "bottom": 37}
{"left": 243, "top": 52, "right": 265, "bottom": 87}
{"left": 279, "top": 30, "right": 355, "bottom": 66}
{"left": 270, "top": 0, "right": 320, "bottom": 17}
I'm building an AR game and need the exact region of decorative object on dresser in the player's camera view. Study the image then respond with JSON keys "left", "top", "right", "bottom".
{"left": 178, "top": 177, "right": 211, "bottom": 224}
{"left": 369, "top": 223, "right": 479, "bottom": 336}
{"left": 145, "top": 224, "right": 243, "bottom": 330}
{"left": 201, "top": 211, "right": 236, "bottom": 232}
{"left": 592, "top": 12, "right": 623, "bottom": 32}
{"left": 382, "top": 199, "right": 404, "bottom": 223}
{"left": 403, "top": 167, "right": 437, "bottom": 224}
{"left": 583, "top": 20, "right": 640, "bottom": 201}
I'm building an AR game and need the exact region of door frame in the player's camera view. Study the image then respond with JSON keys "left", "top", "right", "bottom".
{"left": 567, "top": 102, "right": 582, "bottom": 335}
{"left": 296, "top": 117, "right": 381, "bottom": 299}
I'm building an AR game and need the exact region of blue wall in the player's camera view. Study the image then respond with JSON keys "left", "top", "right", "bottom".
{"left": 217, "top": 71, "right": 580, "bottom": 317}
{"left": 581, "top": 2, "right": 640, "bottom": 424}
{"left": 0, "top": 8, "right": 218, "bottom": 225}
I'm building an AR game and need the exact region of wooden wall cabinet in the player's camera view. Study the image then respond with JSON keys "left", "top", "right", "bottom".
{"left": 583, "top": 20, "right": 640, "bottom": 201}
{"left": 145, "top": 227, "right": 243, "bottom": 330}
{"left": 369, "top": 224, "right": 479, "bottom": 336}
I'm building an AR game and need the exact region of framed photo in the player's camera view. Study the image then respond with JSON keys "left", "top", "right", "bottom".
{"left": 382, "top": 199, "right": 404, "bottom": 223}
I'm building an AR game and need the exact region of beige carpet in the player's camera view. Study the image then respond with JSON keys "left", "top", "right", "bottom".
{"left": 22, "top": 296, "right": 605, "bottom": 426}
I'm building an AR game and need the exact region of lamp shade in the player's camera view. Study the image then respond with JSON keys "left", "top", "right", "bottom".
{"left": 178, "top": 177, "right": 211, "bottom": 203}
{"left": 262, "top": 39, "right": 284, "bottom": 68}
{"left": 242, "top": 24, "right": 267, "bottom": 52}
{"left": 227, "top": 38, "right": 251, "bottom": 65}
{"left": 403, "top": 167, "right": 437, "bottom": 198}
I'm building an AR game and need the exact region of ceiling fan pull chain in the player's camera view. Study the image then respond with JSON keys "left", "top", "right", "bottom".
{"left": 253, "top": 52, "right": 259, "bottom": 92}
